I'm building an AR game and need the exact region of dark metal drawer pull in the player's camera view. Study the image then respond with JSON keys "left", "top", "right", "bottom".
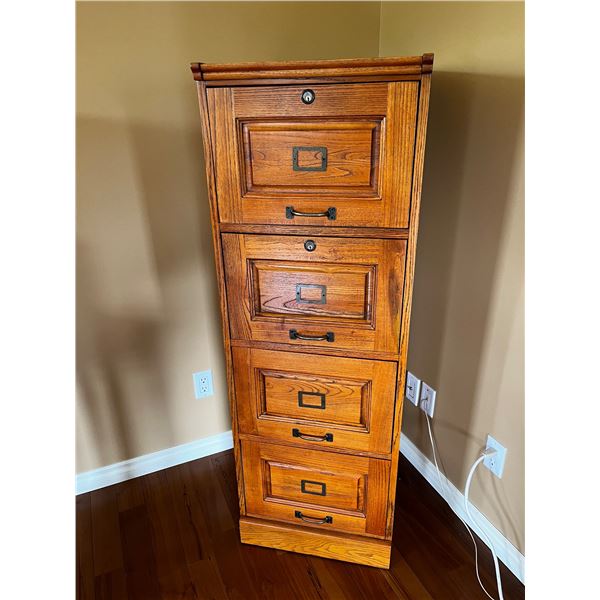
{"left": 294, "top": 510, "right": 332, "bottom": 525}
{"left": 285, "top": 206, "right": 336, "bottom": 220}
{"left": 292, "top": 428, "right": 333, "bottom": 442}
{"left": 289, "top": 329, "right": 334, "bottom": 342}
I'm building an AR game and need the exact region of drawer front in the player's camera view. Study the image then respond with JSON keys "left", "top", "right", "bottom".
{"left": 233, "top": 348, "right": 397, "bottom": 454}
{"left": 208, "top": 82, "right": 418, "bottom": 228}
{"left": 242, "top": 440, "right": 390, "bottom": 537}
{"left": 222, "top": 233, "right": 406, "bottom": 355}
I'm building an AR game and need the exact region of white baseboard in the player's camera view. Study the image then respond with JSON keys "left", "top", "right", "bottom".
{"left": 400, "top": 433, "right": 525, "bottom": 584}
{"left": 75, "top": 430, "right": 234, "bottom": 495}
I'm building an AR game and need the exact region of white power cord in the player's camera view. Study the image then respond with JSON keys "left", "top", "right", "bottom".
{"left": 425, "top": 414, "right": 504, "bottom": 600}
{"left": 464, "top": 450, "right": 505, "bottom": 600}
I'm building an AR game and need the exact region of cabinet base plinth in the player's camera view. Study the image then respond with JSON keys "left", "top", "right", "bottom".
{"left": 239, "top": 517, "right": 391, "bottom": 568}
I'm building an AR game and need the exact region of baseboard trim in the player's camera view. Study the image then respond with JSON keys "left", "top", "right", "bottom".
{"left": 400, "top": 433, "right": 525, "bottom": 584}
{"left": 75, "top": 430, "right": 234, "bottom": 495}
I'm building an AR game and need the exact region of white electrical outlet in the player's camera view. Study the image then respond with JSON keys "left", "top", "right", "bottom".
{"left": 405, "top": 372, "right": 421, "bottom": 406}
{"left": 483, "top": 435, "right": 507, "bottom": 478}
{"left": 193, "top": 370, "right": 213, "bottom": 399}
{"left": 419, "top": 382, "right": 437, "bottom": 418}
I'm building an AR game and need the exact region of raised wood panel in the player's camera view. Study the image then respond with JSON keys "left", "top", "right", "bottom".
{"left": 241, "top": 440, "right": 390, "bottom": 538}
{"left": 241, "top": 120, "right": 381, "bottom": 197}
{"left": 232, "top": 347, "right": 397, "bottom": 454}
{"left": 207, "top": 82, "right": 418, "bottom": 228}
{"left": 222, "top": 233, "right": 406, "bottom": 354}
{"left": 267, "top": 462, "right": 365, "bottom": 514}
{"left": 250, "top": 260, "right": 374, "bottom": 322}
{"left": 263, "top": 371, "right": 366, "bottom": 427}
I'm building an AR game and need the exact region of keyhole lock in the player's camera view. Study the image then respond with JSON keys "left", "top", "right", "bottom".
{"left": 304, "top": 239, "right": 317, "bottom": 252}
{"left": 301, "top": 89, "right": 315, "bottom": 104}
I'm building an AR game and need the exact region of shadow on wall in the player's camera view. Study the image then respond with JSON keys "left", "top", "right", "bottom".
{"left": 76, "top": 114, "right": 225, "bottom": 470}
{"left": 404, "top": 71, "right": 524, "bottom": 545}
{"left": 76, "top": 246, "right": 167, "bottom": 470}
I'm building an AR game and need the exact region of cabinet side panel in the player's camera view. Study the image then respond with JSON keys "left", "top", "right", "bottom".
{"left": 195, "top": 81, "right": 246, "bottom": 515}
{"left": 386, "top": 74, "right": 432, "bottom": 538}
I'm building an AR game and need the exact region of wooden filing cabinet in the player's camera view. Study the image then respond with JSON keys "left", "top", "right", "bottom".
{"left": 191, "top": 55, "right": 433, "bottom": 568}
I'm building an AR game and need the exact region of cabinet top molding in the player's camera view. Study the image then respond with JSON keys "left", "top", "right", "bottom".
{"left": 191, "top": 54, "right": 433, "bottom": 85}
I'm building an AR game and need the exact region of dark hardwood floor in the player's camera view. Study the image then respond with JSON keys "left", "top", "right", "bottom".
{"left": 76, "top": 450, "right": 524, "bottom": 599}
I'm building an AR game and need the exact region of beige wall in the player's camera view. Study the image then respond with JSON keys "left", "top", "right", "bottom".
{"left": 380, "top": 2, "right": 524, "bottom": 552}
{"left": 77, "top": 0, "right": 524, "bottom": 557}
{"left": 76, "top": 2, "right": 381, "bottom": 472}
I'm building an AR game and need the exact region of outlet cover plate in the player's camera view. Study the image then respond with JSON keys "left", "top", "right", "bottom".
{"left": 193, "top": 370, "right": 214, "bottom": 399}
{"left": 483, "top": 435, "right": 507, "bottom": 478}
{"left": 405, "top": 372, "right": 421, "bottom": 406}
{"left": 419, "top": 382, "right": 437, "bottom": 418}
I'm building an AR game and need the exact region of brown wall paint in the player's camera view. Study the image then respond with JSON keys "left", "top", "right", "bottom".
{"left": 379, "top": 2, "right": 524, "bottom": 553}
{"left": 77, "top": 0, "right": 524, "bottom": 557}
{"left": 76, "top": 2, "right": 381, "bottom": 472}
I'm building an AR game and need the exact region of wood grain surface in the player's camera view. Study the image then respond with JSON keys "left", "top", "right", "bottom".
{"left": 222, "top": 233, "right": 406, "bottom": 354}
{"left": 240, "top": 517, "right": 392, "bottom": 569}
{"left": 241, "top": 440, "right": 390, "bottom": 538}
{"left": 232, "top": 347, "right": 397, "bottom": 455}
{"left": 191, "top": 54, "right": 433, "bottom": 82}
{"left": 207, "top": 82, "right": 418, "bottom": 228}
{"left": 242, "top": 120, "right": 381, "bottom": 195}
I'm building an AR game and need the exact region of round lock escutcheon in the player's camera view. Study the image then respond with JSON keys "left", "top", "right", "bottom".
{"left": 304, "top": 239, "right": 317, "bottom": 252}
{"left": 301, "top": 89, "right": 315, "bottom": 105}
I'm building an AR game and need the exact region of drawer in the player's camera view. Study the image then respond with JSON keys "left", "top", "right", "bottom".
{"left": 222, "top": 233, "right": 406, "bottom": 355}
{"left": 233, "top": 347, "right": 397, "bottom": 454}
{"left": 242, "top": 440, "right": 390, "bottom": 537}
{"left": 207, "top": 82, "right": 418, "bottom": 228}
